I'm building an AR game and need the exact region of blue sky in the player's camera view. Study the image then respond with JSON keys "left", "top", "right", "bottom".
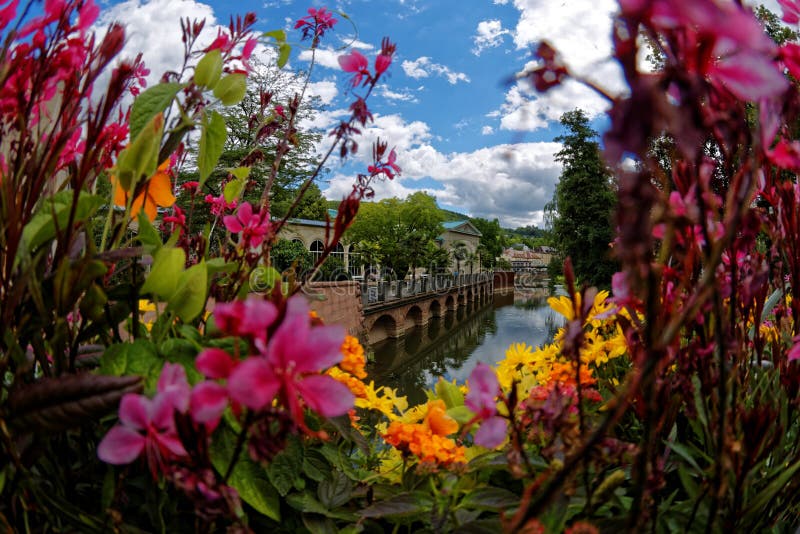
{"left": 96, "top": 0, "right": 780, "bottom": 227}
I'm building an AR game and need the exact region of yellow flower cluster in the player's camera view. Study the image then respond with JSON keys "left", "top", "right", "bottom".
{"left": 495, "top": 290, "right": 627, "bottom": 398}
{"left": 382, "top": 400, "right": 466, "bottom": 466}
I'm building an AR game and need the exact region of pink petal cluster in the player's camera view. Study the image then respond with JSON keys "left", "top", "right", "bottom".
{"left": 294, "top": 7, "right": 337, "bottom": 42}
{"left": 465, "top": 363, "right": 507, "bottom": 448}
{"left": 204, "top": 193, "right": 237, "bottom": 216}
{"left": 223, "top": 201, "right": 271, "bottom": 248}
{"left": 368, "top": 148, "right": 401, "bottom": 180}
{"left": 338, "top": 50, "right": 371, "bottom": 87}
{"left": 226, "top": 296, "right": 354, "bottom": 429}
{"left": 98, "top": 391, "right": 187, "bottom": 475}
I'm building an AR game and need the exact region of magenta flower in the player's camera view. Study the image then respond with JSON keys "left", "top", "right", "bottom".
{"left": 465, "top": 363, "right": 507, "bottom": 448}
{"left": 157, "top": 362, "right": 191, "bottom": 413}
{"left": 188, "top": 348, "right": 241, "bottom": 429}
{"left": 375, "top": 53, "right": 392, "bottom": 76}
{"left": 226, "top": 296, "right": 354, "bottom": 429}
{"left": 204, "top": 193, "right": 237, "bottom": 216}
{"left": 98, "top": 393, "right": 187, "bottom": 476}
{"left": 212, "top": 297, "right": 278, "bottom": 343}
{"left": 779, "top": 0, "right": 800, "bottom": 24}
{"left": 223, "top": 201, "right": 271, "bottom": 248}
{"left": 338, "top": 50, "right": 370, "bottom": 87}
{"left": 294, "top": 7, "right": 338, "bottom": 42}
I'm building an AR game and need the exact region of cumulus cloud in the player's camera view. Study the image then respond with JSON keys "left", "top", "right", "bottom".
{"left": 379, "top": 86, "right": 419, "bottom": 103}
{"left": 481, "top": 126, "right": 494, "bottom": 135}
{"left": 322, "top": 114, "right": 561, "bottom": 227}
{"left": 472, "top": 19, "right": 511, "bottom": 56}
{"left": 494, "top": 0, "right": 624, "bottom": 131}
{"left": 401, "top": 57, "right": 470, "bottom": 85}
{"left": 96, "top": 0, "right": 218, "bottom": 86}
{"left": 298, "top": 47, "right": 342, "bottom": 69}
{"left": 307, "top": 80, "right": 338, "bottom": 105}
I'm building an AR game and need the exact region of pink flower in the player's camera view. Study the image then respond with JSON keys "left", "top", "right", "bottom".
{"left": 223, "top": 201, "right": 271, "bottom": 248}
{"left": 338, "top": 50, "right": 370, "bottom": 87}
{"left": 227, "top": 296, "right": 353, "bottom": 429}
{"left": 242, "top": 37, "right": 257, "bottom": 61}
{"left": 789, "top": 335, "right": 800, "bottom": 362}
{"left": 204, "top": 193, "right": 237, "bottom": 216}
{"left": 98, "top": 393, "right": 187, "bottom": 476}
{"left": 206, "top": 30, "right": 233, "bottom": 54}
{"left": 368, "top": 149, "right": 401, "bottom": 179}
{"left": 212, "top": 297, "right": 278, "bottom": 343}
{"left": 294, "top": 7, "right": 338, "bottom": 42}
{"left": 188, "top": 348, "right": 241, "bottom": 429}
{"left": 77, "top": 0, "right": 99, "bottom": 32}
{"left": 779, "top": 0, "right": 800, "bottom": 24}
{"left": 375, "top": 53, "right": 392, "bottom": 76}
{"left": 465, "top": 363, "right": 507, "bottom": 448}
{"left": 157, "top": 362, "right": 191, "bottom": 413}
{"left": 0, "top": 0, "right": 19, "bottom": 32}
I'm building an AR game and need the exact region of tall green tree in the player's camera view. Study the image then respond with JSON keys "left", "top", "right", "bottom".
{"left": 470, "top": 217, "right": 506, "bottom": 268}
{"left": 549, "top": 109, "right": 617, "bottom": 286}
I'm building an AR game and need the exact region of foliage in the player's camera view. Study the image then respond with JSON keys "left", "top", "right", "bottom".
{"left": 8, "top": 0, "right": 800, "bottom": 533}
{"left": 548, "top": 109, "right": 617, "bottom": 287}
{"left": 346, "top": 191, "right": 445, "bottom": 277}
{"left": 470, "top": 217, "right": 506, "bottom": 268}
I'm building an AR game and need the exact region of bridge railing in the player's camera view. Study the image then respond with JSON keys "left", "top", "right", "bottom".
{"left": 361, "top": 272, "right": 493, "bottom": 308}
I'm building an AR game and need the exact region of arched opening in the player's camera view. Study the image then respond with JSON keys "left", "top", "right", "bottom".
{"left": 310, "top": 240, "right": 324, "bottom": 262}
{"left": 369, "top": 314, "right": 397, "bottom": 343}
{"left": 445, "top": 295, "right": 455, "bottom": 311}
{"left": 429, "top": 299, "right": 442, "bottom": 318}
{"left": 404, "top": 306, "right": 423, "bottom": 330}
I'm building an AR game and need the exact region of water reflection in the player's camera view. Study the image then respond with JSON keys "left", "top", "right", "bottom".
{"left": 369, "top": 288, "right": 562, "bottom": 406}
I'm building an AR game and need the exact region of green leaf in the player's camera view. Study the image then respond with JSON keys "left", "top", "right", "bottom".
{"left": 223, "top": 178, "right": 245, "bottom": 203}
{"left": 278, "top": 43, "right": 291, "bottom": 68}
{"left": 446, "top": 405, "right": 475, "bottom": 425}
{"left": 301, "top": 514, "right": 337, "bottom": 534}
{"left": 198, "top": 110, "right": 227, "bottom": 185}
{"left": 287, "top": 493, "right": 357, "bottom": 521}
{"left": 21, "top": 191, "right": 104, "bottom": 253}
{"left": 115, "top": 113, "right": 164, "bottom": 191}
{"left": 98, "top": 343, "right": 129, "bottom": 376}
{"left": 303, "top": 450, "right": 331, "bottom": 482}
{"left": 436, "top": 378, "right": 465, "bottom": 409}
{"left": 360, "top": 492, "right": 433, "bottom": 519}
{"left": 213, "top": 73, "right": 247, "bottom": 106}
{"left": 129, "top": 83, "right": 181, "bottom": 143}
{"left": 141, "top": 247, "right": 186, "bottom": 300}
{"left": 194, "top": 49, "right": 223, "bottom": 89}
{"left": 210, "top": 425, "right": 280, "bottom": 521}
{"left": 136, "top": 212, "right": 163, "bottom": 254}
{"left": 167, "top": 260, "right": 208, "bottom": 322}
{"left": 206, "top": 257, "right": 237, "bottom": 274}
{"left": 263, "top": 29, "right": 286, "bottom": 42}
{"left": 100, "top": 340, "right": 160, "bottom": 389}
{"left": 228, "top": 166, "right": 251, "bottom": 180}
{"left": 741, "top": 458, "right": 800, "bottom": 524}
{"left": 267, "top": 437, "right": 304, "bottom": 496}
{"left": 317, "top": 470, "right": 352, "bottom": 509}
{"left": 458, "top": 487, "right": 519, "bottom": 512}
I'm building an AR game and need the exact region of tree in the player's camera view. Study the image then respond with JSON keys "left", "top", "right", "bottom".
{"left": 346, "top": 192, "right": 444, "bottom": 277}
{"left": 470, "top": 217, "right": 506, "bottom": 268}
{"left": 451, "top": 241, "right": 468, "bottom": 274}
{"left": 549, "top": 109, "right": 617, "bottom": 286}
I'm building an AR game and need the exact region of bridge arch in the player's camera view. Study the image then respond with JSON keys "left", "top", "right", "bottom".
{"left": 429, "top": 299, "right": 442, "bottom": 318}
{"left": 445, "top": 294, "right": 456, "bottom": 311}
{"left": 369, "top": 314, "right": 398, "bottom": 343}
{"left": 404, "top": 305, "right": 424, "bottom": 330}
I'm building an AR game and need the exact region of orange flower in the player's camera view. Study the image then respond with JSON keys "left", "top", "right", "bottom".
{"left": 383, "top": 420, "right": 466, "bottom": 466}
{"left": 424, "top": 399, "right": 458, "bottom": 436}
{"left": 113, "top": 160, "right": 176, "bottom": 221}
{"left": 546, "top": 361, "right": 596, "bottom": 387}
{"left": 328, "top": 366, "right": 367, "bottom": 398}
{"left": 340, "top": 335, "right": 367, "bottom": 379}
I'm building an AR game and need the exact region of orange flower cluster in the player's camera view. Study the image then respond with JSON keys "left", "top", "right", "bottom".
{"left": 328, "top": 366, "right": 367, "bottom": 398}
{"left": 382, "top": 400, "right": 466, "bottom": 466}
{"left": 339, "top": 335, "right": 367, "bottom": 378}
{"left": 545, "top": 361, "right": 596, "bottom": 388}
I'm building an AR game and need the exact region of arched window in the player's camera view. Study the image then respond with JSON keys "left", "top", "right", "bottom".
{"left": 310, "top": 240, "right": 324, "bottom": 262}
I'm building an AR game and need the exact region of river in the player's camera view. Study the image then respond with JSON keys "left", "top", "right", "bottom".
{"left": 369, "top": 287, "right": 564, "bottom": 406}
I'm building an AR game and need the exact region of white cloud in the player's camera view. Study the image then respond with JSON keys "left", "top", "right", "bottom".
{"left": 401, "top": 57, "right": 470, "bottom": 85}
{"left": 96, "top": 0, "right": 218, "bottom": 87}
{"left": 378, "top": 86, "right": 419, "bottom": 103}
{"left": 298, "top": 47, "right": 342, "bottom": 69}
{"left": 307, "top": 80, "right": 338, "bottom": 105}
{"left": 472, "top": 19, "right": 511, "bottom": 56}
{"left": 481, "top": 125, "right": 494, "bottom": 135}
{"left": 492, "top": 0, "right": 624, "bottom": 131}
{"left": 321, "top": 114, "right": 561, "bottom": 227}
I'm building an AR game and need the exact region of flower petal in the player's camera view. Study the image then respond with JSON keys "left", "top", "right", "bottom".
{"left": 474, "top": 416, "right": 508, "bottom": 449}
{"left": 228, "top": 358, "right": 280, "bottom": 410}
{"left": 190, "top": 381, "right": 229, "bottom": 427}
{"left": 196, "top": 348, "right": 236, "bottom": 379}
{"left": 118, "top": 393, "right": 150, "bottom": 430}
{"left": 146, "top": 168, "right": 176, "bottom": 207}
{"left": 157, "top": 362, "right": 191, "bottom": 413}
{"left": 98, "top": 425, "right": 145, "bottom": 464}
{"left": 295, "top": 375, "right": 354, "bottom": 417}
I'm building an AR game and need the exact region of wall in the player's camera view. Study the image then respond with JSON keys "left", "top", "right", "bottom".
{"left": 301, "top": 281, "right": 365, "bottom": 338}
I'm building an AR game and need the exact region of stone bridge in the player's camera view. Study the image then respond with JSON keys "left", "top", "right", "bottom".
{"left": 360, "top": 273, "right": 494, "bottom": 343}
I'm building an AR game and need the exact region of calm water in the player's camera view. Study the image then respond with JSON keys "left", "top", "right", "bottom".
{"left": 369, "top": 288, "right": 564, "bottom": 406}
